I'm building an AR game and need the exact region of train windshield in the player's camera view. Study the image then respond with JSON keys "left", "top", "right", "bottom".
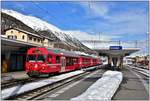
{"left": 37, "top": 55, "right": 47, "bottom": 62}
{"left": 27, "top": 55, "right": 36, "bottom": 62}
{"left": 27, "top": 54, "right": 47, "bottom": 62}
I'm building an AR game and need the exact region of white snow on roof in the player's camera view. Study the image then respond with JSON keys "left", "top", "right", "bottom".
{"left": 74, "top": 51, "right": 99, "bottom": 58}
{"left": 71, "top": 71, "right": 123, "bottom": 100}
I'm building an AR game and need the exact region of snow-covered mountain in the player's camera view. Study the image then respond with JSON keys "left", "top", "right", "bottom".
{"left": 1, "top": 9, "right": 90, "bottom": 51}
{"left": 2, "top": 9, "right": 60, "bottom": 32}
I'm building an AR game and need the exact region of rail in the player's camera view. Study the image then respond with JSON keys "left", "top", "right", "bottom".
{"left": 3, "top": 65, "right": 104, "bottom": 100}
{"left": 127, "top": 65, "right": 149, "bottom": 77}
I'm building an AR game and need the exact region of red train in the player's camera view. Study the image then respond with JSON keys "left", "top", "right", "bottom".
{"left": 26, "top": 47, "right": 102, "bottom": 77}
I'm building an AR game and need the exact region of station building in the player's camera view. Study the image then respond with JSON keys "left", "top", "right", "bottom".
{"left": 1, "top": 27, "right": 55, "bottom": 73}
{"left": 5, "top": 28, "right": 43, "bottom": 45}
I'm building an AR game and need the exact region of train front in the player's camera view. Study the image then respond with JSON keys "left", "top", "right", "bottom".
{"left": 26, "top": 47, "right": 48, "bottom": 77}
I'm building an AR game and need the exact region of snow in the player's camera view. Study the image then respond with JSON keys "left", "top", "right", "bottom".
{"left": 2, "top": 9, "right": 60, "bottom": 32}
{"left": 71, "top": 71, "right": 123, "bottom": 100}
{"left": 74, "top": 51, "right": 99, "bottom": 58}
{"left": 1, "top": 70, "right": 84, "bottom": 99}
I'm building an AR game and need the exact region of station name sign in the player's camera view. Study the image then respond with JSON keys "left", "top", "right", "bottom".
{"left": 109, "top": 46, "right": 122, "bottom": 50}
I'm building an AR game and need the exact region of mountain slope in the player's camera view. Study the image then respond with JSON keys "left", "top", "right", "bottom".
{"left": 1, "top": 9, "right": 92, "bottom": 52}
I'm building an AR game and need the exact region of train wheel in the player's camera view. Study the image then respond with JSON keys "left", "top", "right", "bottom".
{"left": 27, "top": 72, "right": 40, "bottom": 78}
{"left": 48, "top": 73, "right": 53, "bottom": 77}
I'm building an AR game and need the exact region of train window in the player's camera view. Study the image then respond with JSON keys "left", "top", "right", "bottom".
{"left": 66, "top": 57, "right": 74, "bottom": 66}
{"left": 66, "top": 57, "right": 69, "bottom": 66}
{"left": 71, "top": 58, "right": 74, "bottom": 65}
{"left": 66, "top": 57, "right": 71, "bottom": 66}
{"left": 37, "top": 55, "right": 46, "bottom": 62}
{"left": 27, "top": 55, "right": 36, "bottom": 62}
{"left": 56, "top": 56, "right": 60, "bottom": 63}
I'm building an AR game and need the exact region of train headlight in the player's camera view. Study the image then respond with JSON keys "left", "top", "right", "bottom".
{"left": 42, "top": 67, "right": 45, "bottom": 70}
{"left": 34, "top": 64, "right": 38, "bottom": 68}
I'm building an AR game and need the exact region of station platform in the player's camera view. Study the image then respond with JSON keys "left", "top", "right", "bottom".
{"left": 1, "top": 71, "right": 29, "bottom": 83}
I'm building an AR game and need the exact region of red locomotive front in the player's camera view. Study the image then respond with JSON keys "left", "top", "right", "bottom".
{"left": 26, "top": 47, "right": 61, "bottom": 77}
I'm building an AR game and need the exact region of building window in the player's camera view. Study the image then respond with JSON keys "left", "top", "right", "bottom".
{"left": 29, "top": 37, "right": 32, "bottom": 40}
{"left": 49, "top": 43, "right": 52, "bottom": 45}
{"left": 34, "top": 38, "right": 36, "bottom": 42}
{"left": 22, "top": 35, "right": 25, "bottom": 39}
{"left": 14, "top": 35, "right": 17, "bottom": 39}
{"left": 8, "top": 35, "right": 13, "bottom": 39}
{"left": 8, "top": 35, "right": 17, "bottom": 39}
{"left": 38, "top": 39, "right": 40, "bottom": 43}
{"left": 11, "top": 31, "right": 13, "bottom": 33}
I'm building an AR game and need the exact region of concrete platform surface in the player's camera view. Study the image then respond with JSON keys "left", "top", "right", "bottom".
{"left": 1, "top": 71, "right": 28, "bottom": 83}
{"left": 112, "top": 66, "right": 149, "bottom": 100}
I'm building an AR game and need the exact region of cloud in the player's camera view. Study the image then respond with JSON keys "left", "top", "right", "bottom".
{"left": 103, "top": 11, "right": 148, "bottom": 35}
{"left": 64, "top": 30, "right": 121, "bottom": 41}
{"left": 79, "top": 2, "right": 148, "bottom": 37}
{"left": 13, "top": 3, "right": 26, "bottom": 11}
{"left": 79, "top": 2, "right": 110, "bottom": 17}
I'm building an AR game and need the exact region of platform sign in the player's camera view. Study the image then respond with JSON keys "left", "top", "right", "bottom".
{"left": 109, "top": 46, "right": 122, "bottom": 50}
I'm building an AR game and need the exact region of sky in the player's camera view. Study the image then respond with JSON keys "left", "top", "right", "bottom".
{"left": 1, "top": 1, "right": 149, "bottom": 55}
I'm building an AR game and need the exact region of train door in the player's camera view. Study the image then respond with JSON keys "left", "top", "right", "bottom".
{"left": 61, "top": 56, "right": 66, "bottom": 72}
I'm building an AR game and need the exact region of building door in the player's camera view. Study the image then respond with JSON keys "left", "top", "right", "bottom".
{"left": 10, "top": 54, "right": 17, "bottom": 72}
{"left": 10, "top": 54, "right": 25, "bottom": 71}
{"left": 17, "top": 55, "right": 24, "bottom": 71}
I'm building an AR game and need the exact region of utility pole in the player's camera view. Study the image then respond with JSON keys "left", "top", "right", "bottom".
{"left": 118, "top": 40, "right": 121, "bottom": 46}
{"left": 135, "top": 40, "right": 138, "bottom": 48}
{"left": 99, "top": 32, "right": 101, "bottom": 41}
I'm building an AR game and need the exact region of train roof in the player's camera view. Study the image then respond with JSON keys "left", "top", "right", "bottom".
{"left": 74, "top": 51, "right": 99, "bottom": 58}
{"left": 28, "top": 47, "right": 99, "bottom": 58}
{"left": 47, "top": 47, "right": 79, "bottom": 57}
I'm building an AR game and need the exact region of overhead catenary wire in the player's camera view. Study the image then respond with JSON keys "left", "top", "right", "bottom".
{"left": 30, "top": 1, "right": 91, "bottom": 52}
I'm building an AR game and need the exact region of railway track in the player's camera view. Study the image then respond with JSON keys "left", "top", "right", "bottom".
{"left": 2, "top": 78, "right": 36, "bottom": 90}
{"left": 2, "top": 75, "right": 55, "bottom": 90}
{"left": 3, "top": 65, "right": 105, "bottom": 100}
{"left": 127, "top": 65, "right": 149, "bottom": 77}
{"left": 5, "top": 71, "right": 90, "bottom": 100}
{"left": 2, "top": 65, "right": 105, "bottom": 90}
{"left": 2, "top": 70, "right": 85, "bottom": 90}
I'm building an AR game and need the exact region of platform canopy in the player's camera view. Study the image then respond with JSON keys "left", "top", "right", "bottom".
{"left": 95, "top": 48, "right": 140, "bottom": 57}
{"left": 1, "top": 36, "right": 39, "bottom": 52}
